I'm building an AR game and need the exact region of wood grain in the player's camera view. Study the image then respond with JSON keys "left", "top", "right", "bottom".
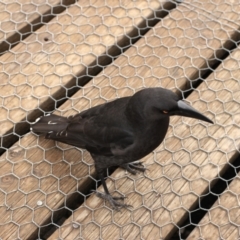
{"left": 0, "top": 0, "right": 76, "bottom": 54}
{"left": 1, "top": 0, "right": 240, "bottom": 239}
{"left": 0, "top": 1, "right": 172, "bottom": 239}
{"left": 49, "top": 45, "right": 240, "bottom": 240}
{"left": 187, "top": 174, "right": 240, "bottom": 240}
{"left": 0, "top": 0, "right": 171, "bottom": 149}
{"left": 186, "top": 48, "right": 240, "bottom": 240}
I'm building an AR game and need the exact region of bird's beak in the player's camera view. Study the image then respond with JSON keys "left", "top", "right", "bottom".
{"left": 177, "top": 100, "right": 213, "bottom": 124}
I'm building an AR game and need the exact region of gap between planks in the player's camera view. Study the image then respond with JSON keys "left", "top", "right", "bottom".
{"left": 0, "top": 0, "right": 174, "bottom": 239}
{"left": 186, "top": 48, "right": 240, "bottom": 240}
{"left": 49, "top": 44, "right": 240, "bottom": 240}
{"left": 0, "top": 0, "right": 76, "bottom": 55}
{"left": 0, "top": 0, "right": 173, "bottom": 151}
{"left": 0, "top": 0, "right": 240, "bottom": 239}
{"left": 187, "top": 172, "right": 240, "bottom": 240}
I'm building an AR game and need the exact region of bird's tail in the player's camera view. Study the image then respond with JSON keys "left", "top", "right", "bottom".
{"left": 31, "top": 114, "right": 69, "bottom": 135}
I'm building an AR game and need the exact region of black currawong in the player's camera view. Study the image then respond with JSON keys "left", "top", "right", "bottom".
{"left": 31, "top": 87, "right": 213, "bottom": 210}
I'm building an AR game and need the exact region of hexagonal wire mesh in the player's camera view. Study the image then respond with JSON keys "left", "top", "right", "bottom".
{"left": 0, "top": 0, "right": 240, "bottom": 239}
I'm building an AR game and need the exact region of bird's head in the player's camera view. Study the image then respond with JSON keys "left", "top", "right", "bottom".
{"left": 142, "top": 88, "right": 213, "bottom": 124}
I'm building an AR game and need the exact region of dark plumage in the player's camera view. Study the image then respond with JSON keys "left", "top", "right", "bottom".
{"left": 31, "top": 87, "right": 213, "bottom": 209}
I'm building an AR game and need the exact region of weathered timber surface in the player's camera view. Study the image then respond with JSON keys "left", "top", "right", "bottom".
{"left": 0, "top": 0, "right": 171, "bottom": 148}
{"left": 0, "top": 0, "right": 240, "bottom": 239}
{"left": 0, "top": 1, "right": 172, "bottom": 239}
{"left": 186, "top": 47, "right": 240, "bottom": 240}
{"left": 0, "top": 0, "right": 77, "bottom": 54}
{"left": 49, "top": 44, "right": 240, "bottom": 240}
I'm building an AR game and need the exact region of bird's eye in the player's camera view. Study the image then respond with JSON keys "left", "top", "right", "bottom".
{"left": 163, "top": 110, "right": 168, "bottom": 114}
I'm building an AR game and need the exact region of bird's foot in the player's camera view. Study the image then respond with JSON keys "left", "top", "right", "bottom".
{"left": 93, "top": 191, "right": 132, "bottom": 211}
{"left": 120, "top": 161, "right": 147, "bottom": 175}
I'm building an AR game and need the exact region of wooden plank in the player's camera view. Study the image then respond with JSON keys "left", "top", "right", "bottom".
{"left": 49, "top": 0, "right": 240, "bottom": 239}
{"left": 0, "top": 0, "right": 172, "bottom": 150}
{"left": 0, "top": 1, "right": 173, "bottom": 239}
{"left": 0, "top": 0, "right": 76, "bottom": 54}
{"left": 186, "top": 48, "right": 240, "bottom": 240}
{"left": 187, "top": 174, "right": 240, "bottom": 239}
{"left": 0, "top": 0, "right": 173, "bottom": 150}
{"left": 48, "top": 46, "right": 240, "bottom": 239}
{"left": 1, "top": 0, "right": 240, "bottom": 239}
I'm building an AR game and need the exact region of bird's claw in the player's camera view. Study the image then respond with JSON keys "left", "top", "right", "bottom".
{"left": 121, "top": 161, "right": 147, "bottom": 175}
{"left": 92, "top": 190, "right": 132, "bottom": 211}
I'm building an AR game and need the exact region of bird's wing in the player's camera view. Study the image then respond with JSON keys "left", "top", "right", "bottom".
{"left": 46, "top": 113, "right": 134, "bottom": 156}
{"left": 70, "top": 115, "right": 134, "bottom": 154}
{"left": 44, "top": 97, "right": 134, "bottom": 155}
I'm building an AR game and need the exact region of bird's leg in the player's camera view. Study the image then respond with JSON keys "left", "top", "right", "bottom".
{"left": 120, "top": 161, "right": 147, "bottom": 175}
{"left": 93, "top": 170, "right": 131, "bottom": 210}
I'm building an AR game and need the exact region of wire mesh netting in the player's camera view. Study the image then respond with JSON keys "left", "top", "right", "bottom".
{"left": 1, "top": 0, "right": 240, "bottom": 239}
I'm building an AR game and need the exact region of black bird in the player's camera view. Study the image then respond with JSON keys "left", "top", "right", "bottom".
{"left": 31, "top": 87, "right": 213, "bottom": 209}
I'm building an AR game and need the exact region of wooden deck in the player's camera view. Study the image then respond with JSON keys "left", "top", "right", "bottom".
{"left": 1, "top": 0, "right": 240, "bottom": 239}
